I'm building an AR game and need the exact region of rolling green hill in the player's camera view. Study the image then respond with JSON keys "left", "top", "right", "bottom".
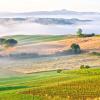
{"left": 4, "top": 35, "right": 68, "bottom": 45}
{"left": 0, "top": 68, "right": 100, "bottom": 100}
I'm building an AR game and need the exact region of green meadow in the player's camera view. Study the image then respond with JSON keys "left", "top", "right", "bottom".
{"left": 4, "top": 35, "right": 68, "bottom": 45}
{"left": 0, "top": 68, "right": 100, "bottom": 100}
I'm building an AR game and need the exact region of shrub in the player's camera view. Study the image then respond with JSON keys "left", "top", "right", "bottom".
{"left": 57, "top": 69, "right": 62, "bottom": 73}
{"left": 71, "top": 43, "right": 81, "bottom": 54}
{"left": 80, "top": 65, "right": 85, "bottom": 69}
{"left": 85, "top": 65, "right": 90, "bottom": 69}
{"left": 0, "top": 38, "right": 6, "bottom": 45}
{"left": 92, "top": 52, "right": 100, "bottom": 56}
{"left": 80, "top": 65, "right": 91, "bottom": 69}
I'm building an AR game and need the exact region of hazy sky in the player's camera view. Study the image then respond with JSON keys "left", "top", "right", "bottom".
{"left": 0, "top": 0, "right": 100, "bottom": 12}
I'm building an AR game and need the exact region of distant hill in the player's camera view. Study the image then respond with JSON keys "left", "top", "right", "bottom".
{"left": 13, "top": 9, "right": 100, "bottom": 15}
{"left": 20, "top": 9, "right": 100, "bottom": 15}
{"left": 0, "top": 9, "right": 100, "bottom": 17}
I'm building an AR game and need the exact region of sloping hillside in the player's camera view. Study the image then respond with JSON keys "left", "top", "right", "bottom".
{"left": 0, "top": 35, "right": 99, "bottom": 74}
{"left": 3, "top": 35, "right": 100, "bottom": 55}
{"left": 60, "top": 36, "right": 100, "bottom": 52}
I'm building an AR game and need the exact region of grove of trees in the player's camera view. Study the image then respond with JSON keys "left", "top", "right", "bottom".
{"left": 76, "top": 28, "right": 95, "bottom": 37}
{"left": 0, "top": 38, "right": 18, "bottom": 48}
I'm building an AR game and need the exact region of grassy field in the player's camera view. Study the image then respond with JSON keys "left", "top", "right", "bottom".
{"left": 0, "top": 68, "right": 100, "bottom": 100}
{"left": 4, "top": 35, "right": 68, "bottom": 45}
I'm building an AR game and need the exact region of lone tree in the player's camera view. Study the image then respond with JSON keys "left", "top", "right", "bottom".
{"left": 3, "top": 39, "right": 18, "bottom": 48}
{"left": 77, "top": 28, "right": 83, "bottom": 37}
{"left": 71, "top": 43, "right": 81, "bottom": 54}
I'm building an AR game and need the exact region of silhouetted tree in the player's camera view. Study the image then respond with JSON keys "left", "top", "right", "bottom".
{"left": 3, "top": 39, "right": 18, "bottom": 48}
{"left": 71, "top": 43, "right": 81, "bottom": 54}
{"left": 77, "top": 28, "right": 83, "bottom": 37}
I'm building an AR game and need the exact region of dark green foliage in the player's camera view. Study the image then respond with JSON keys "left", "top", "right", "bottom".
{"left": 0, "top": 38, "right": 6, "bottom": 45}
{"left": 71, "top": 43, "right": 81, "bottom": 54}
{"left": 57, "top": 69, "right": 62, "bottom": 73}
{"left": 85, "top": 65, "right": 90, "bottom": 69}
{"left": 83, "top": 33, "right": 95, "bottom": 37}
{"left": 76, "top": 28, "right": 83, "bottom": 37}
{"left": 80, "top": 65, "right": 90, "bottom": 69}
{"left": 3, "top": 39, "right": 18, "bottom": 48}
{"left": 80, "top": 65, "right": 85, "bottom": 69}
{"left": 92, "top": 52, "right": 100, "bottom": 56}
{"left": 0, "top": 38, "right": 18, "bottom": 48}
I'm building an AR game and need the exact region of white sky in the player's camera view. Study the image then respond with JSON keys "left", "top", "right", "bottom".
{"left": 0, "top": 0, "right": 100, "bottom": 12}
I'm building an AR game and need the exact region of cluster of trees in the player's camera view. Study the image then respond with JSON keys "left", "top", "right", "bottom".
{"left": 0, "top": 38, "right": 18, "bottom": 48}
{"left": 77, "top": 28, "right": 95, "bottom": 37}
{"left": 71, "top": 28, "right": 96, "bottom": 53}
{"left": 69, "top": 28, "right": 96, "bottom": 53}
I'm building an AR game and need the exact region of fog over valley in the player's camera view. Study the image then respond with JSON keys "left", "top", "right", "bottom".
{"left": 0, "top": 10, "right": 100, "bottom": 36}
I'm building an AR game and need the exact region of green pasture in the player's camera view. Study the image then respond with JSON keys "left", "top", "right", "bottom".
{"left": 0, "top": 68, "right": 100, "bottom": 100}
